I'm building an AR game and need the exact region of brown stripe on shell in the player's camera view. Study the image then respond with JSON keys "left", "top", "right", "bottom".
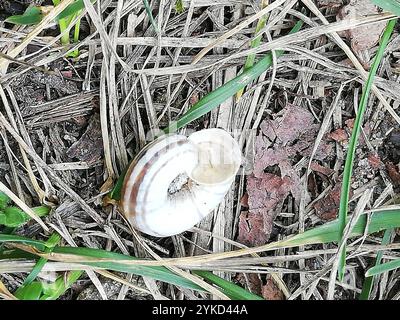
{"left": 121, "top": 138, "right": 188, "bottom": 235}
{"left": 139, "top": 149, "right": 195, "bottom": 235}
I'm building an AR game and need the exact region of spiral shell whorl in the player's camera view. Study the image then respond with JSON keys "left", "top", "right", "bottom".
{"left": 121, "top": 129, "right": 241, "bottom": 237}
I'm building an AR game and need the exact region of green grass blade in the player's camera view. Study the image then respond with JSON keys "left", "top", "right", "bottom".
{"left": 51, "top": 246, "right": 205, "bottom": 291}
{"left": 371, "top": 0, "right": 400, "bottom": 16}
{"left": 0, "top": 236, "right": 261, "bottom": 298}
{"left": 365, "top": 258, "right": 400, "bottom": 277}
{"left": 65, "top": 17, "right": 81, "bottom": 57}
{"left": 0, "top": 234, "right": 48, "bottom": 251}
{"left": 53, "top": 0, "right": 71, "bottom": 45}
{"left": 40, "top": 271, "right": 83, "bottom": 300}
{"left": 57, "top": 0, "right": 97, "bottom": 21}
{"left": 276, "top": 210, "right": 400, "bottom": 248}
{"left": 236, "top": 0, "right": 269, "bottom": 100}
{"left": 0, "top": 248, "right": 38, "bottom": 260}
{"left": 0, "top": 192, "right": 10, "bottom": 210}
{"left": 109, "top": 168, "right": 128, "bottom": 201}
{"left": 0, "top": 210, "right": 400, "bottom": 298}
{"left": 143, "top": 0, "right": 159, "bottom": 33}
{"left": 73, "top": 18, "right": 81, "bottom": 43}
{"left": 3, "top": 209, "right": 400, "bottom": 299}
{"left": 32, "top": 206, "right": 51, "bottom": 217}
{"left": 51, "top": 245, "right": 264, "bottom": 298}
{"left": 0, "top": 235, "right": 203, "bottom": 291}
{"left": 14, "top": 281, "right": 43, "bottom": 300}
{"left": 337, "top": 19, "right": 396, "bottom": 281}
{"left": 164, "top": 20, "right": 303, "bottom": 134}
{"left": 359, "top": 228, "right": 392, "bottom": 299}
{"left": 2, "top": 210, "right": 400, "bottom": 253}
{"left": 194, "top": 270, "right": 263, "bottom": 300}
{"left": 5, "top": 7, "right": 43, "bottom": 25}
{"left": 53, "top": 0, "right": 82, "bottom": 56}
{"left": 18, "top": 234, "right": 61, "bottom": 288}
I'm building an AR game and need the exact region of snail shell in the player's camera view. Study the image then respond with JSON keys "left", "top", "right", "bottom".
{"left": 120, "top": 128, "right": 242, "bottom": 237}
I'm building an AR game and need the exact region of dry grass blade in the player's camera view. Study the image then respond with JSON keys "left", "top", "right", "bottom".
{"left": 359, "top": 229, "right": 393, "bottom": 299}
{"left": 327, "top": 189, "right": 373, "bottom": 299}
{"left": 1, "top": 0, "right": 399, "bottom": 301}
{"left": 0, "top": 278, "right": 17, "bottom": 300}
{"left": 301, "top": 0, "right": 400, "bottom": 125}
{"left": 0, "top": 0, "right": 75, "bottom": 74}
{"left": 192, "top": 0, "right": 287, "bottom": 64}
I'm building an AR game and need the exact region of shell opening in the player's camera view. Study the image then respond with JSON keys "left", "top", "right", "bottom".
{"left": 188, "top": 129, "right": 242, "bottom": 185}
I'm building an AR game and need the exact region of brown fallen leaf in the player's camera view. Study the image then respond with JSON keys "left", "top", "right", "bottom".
{"left": 386, "top": 162, "right": 400, "bottom": 187}
{"left": 189, "top": 92, "right": 199, "bottom": 105}
{"left": 238, "top": 211, "right": 268, "bottom": 247}
{"left": 337, "top": 0, "right": 386, "bottom": 63}
{"left": 313, "top": 187, "right": 340, "bottom": 221}
{"left": 240, "top": 193, "right": 249, "bottom": 208}
{"left": 262, "top": 277, "right": 285, "bottom": 300}
{"left": 260, "top": 104, "right": 314, "bottom": 145}
{"left": 235, "top": 273, "right": 262, "bottom": 296}
{"left": 240, "top": 104, "right": 334, "bottom": 246}
{"left": 66, "top": 114, "right": 103, "bottom": 164}
{"left": 61, "top": 70, "right": 73, "bottom": 78}
{"left": 345, "top": 118, "right": 355, "bottom": 130}
{"left": 327, "top": 128, "right": 348, "bottom": 143}
{"left": 367, "top": 153, "right": 383, "bottom": 170}
{"left": 237, "top": 173, "right": 292, "bottom": 246}
{"left": 338, "top": 58, "right": 356, "bottom": 67}
{"left": 330, "top": 118, "right": 370, "bottom": 145}
{"left": 310, "top": 162, "right": 335, "bottom": 176}
{"left": 308, "top": 173, "right": 318, "bottom": 198}
{"left": 254, "top": 105, "right": 333, "bottom": 196}
{"left": 313, "top": 182, "right": 352, "bottom": 221}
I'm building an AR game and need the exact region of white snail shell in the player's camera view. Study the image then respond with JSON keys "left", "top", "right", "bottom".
{"left": 120, "top": 128, "right": 242, "bottom": 237}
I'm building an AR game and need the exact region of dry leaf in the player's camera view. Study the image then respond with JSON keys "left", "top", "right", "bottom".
{"left": 337, "top": 0, "right": 386, "bottom": 52}
{"left": 328, "top": 128, "right": 348, "bottom": 143}
{"left": 345, "top": 118, "right": 355, "bottom": 129}
{"left": 239, "top": 104, "right": 334, "bottom": 246}
{"left": 0, "top": 279, "right": 16, "bottom": 300}
{"left": 386, "top": 162, "right": 400, "bottom": 187}
{"left": 260, "top": 104, "right": 314, "bottom": 145}
{"left": 310, "top": 162, "right": 335, "bottom": 176}
{"left": 235, "top": 274, "right": 262, "bottom": 295}
{"left": 367, "top": 153, "right": 383, "bottom": 170}
{"left": 240, "top": 193, "right": 249, "bottom": 208}
{"left": 237, "top": 173, "right": 292, "bottom": 246}
{"left": 66, "top": 115, "right": 103, "bottom": 164}
{"left": 329, "top": 118, "right": 370, "bottom": 145}
{"left": 238, "top": 211, "right": 269, "bottom": 247}
{"left": 254, "top": 104, "right": 333, "bottom": 194}
{"left": 313, "top": 183, "right": 343, "bottom": 221}
{"left": 262, "top": 278, "right": 285, "bottom": 300}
